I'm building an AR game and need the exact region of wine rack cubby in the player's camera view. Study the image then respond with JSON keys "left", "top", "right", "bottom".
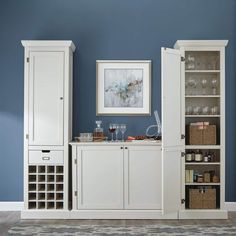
{"left": 28, "top": 165, "right": 64, "bottom": 210}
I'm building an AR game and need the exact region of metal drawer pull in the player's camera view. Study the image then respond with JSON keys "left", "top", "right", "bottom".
{"left": 42, "top": 156, "right": 50, "bottom": 161}
{"left": 42, "top": 150, "right": 50, "bottom": 153}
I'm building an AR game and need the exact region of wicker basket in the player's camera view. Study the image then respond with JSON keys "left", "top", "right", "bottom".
{"left": 189, "top": 188, "right": 216, "bottom": 209}
{"left": 188, "top": 125, "right": 216, "bottom": 145}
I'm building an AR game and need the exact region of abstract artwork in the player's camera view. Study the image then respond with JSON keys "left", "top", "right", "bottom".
{"left": 96, "top": 61, "right": 151, "bottom": 115}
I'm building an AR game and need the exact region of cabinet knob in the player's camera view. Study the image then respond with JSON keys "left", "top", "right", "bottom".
{"left": 125, "top": 147, "right": 128, "bottom": 149}
{"left": 60, "top": 97, "right": 63, "bottom": 100}
{"left": 120, "top": 147, "right": 123, "bottom": 149}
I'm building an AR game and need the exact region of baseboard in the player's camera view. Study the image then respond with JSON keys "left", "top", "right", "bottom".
{"left": 0, "top": 202, "right": 24, "bottom": 211}
{"left": 225, "top": 202, "right": 236, "bottom": 211}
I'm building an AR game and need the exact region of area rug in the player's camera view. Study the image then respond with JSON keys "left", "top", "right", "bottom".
{"left": 8, "top": 224, "right": 236, "bottom": 235}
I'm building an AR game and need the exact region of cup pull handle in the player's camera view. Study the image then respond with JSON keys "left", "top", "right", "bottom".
{"left": 42, "top": 150, "right": 50, "bottom": 153}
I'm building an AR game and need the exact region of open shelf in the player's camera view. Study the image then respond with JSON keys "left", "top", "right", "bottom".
{"left": 186, "top": 145, "right": 221, "bottom": 149}
{"left": 185, "top": 95, "right": 220, "bottom": 98}
{"left": 185, "top": 115, "right": 220, "bottom": 118}
{"left": 28, "top": 165, "right": 64, "bottom": 210}
{"left": 185, "top": 183, "right": 220, "bottom": 186}
{"left": 185, "top": 162, "right": 220, "bottom": 165}
{"left": 185, "top": 70, "right": 220, "bottom": 73}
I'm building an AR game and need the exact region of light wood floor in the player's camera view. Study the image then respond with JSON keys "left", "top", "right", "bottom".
{"left": 1, "top": 212, "right": 236, "bottom": 235}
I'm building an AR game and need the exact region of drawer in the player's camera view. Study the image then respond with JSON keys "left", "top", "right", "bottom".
{"left": 29, "top": 150, "right": 64, "bottom": 164}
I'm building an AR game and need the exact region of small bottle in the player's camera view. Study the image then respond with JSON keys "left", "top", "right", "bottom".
{"left": 204, "top": 152, "right": 209, "bottom": 162}
{"left": 207, "top": 151, "right": 212, "bottom": 162}
{"left": 195, "top": 150, "right": 203, "bottom": 162}
{"left": 210, "top": 151, "right": 215, "bottom": 162}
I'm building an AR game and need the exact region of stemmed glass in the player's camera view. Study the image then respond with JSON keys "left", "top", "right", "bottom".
{"left": 211, "top": 78, "right": 218, "bottom": 95}
{"left": 120, "top": 124, "right": 126, "bottom": 142}
{"left": 115, "top": 124, "right": 120, "bottom": 142}
{"left": 201, "top": 78, "right": 207, "bottom": 95}
{"left": 109, "top": 124, "right": 116, "bottom": 142}
{"left": 188, "top": 77, "right": 197, "bottom": 95}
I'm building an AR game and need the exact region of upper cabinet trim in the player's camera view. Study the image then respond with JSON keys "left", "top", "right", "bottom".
{"left": 21, "top": 40, "right": 76, "bottom": 52}
{"left": 174, "top": 40, "right": 228, "bottom": 49}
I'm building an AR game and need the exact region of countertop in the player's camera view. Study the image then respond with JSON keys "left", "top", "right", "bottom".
{"left": 70, "top": 140, "right": 161, "bottom": 146}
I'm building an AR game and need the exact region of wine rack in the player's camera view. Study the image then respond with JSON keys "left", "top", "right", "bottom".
{"left": 28, "top": 165, "right": 64, "bottom": 210}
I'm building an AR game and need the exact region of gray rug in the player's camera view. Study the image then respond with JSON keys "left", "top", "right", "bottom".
{"left": 8, "top": 224, "right": 236, "bottom": 235}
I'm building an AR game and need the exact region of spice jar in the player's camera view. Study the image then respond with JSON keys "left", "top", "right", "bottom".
{"left": 197, "top": 174, "right": 204, "bottom": 183}
{"left": 186, "top": 153, "right": 193, "bottom": 162}
{"left": 195, "top": 150, "right": 203, "bottom": 162}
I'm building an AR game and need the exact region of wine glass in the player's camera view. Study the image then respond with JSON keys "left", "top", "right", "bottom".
{"left": 201, "top": 78, "right": 207, "bottom": 95}
{"left": 211, "top": 79, "right": 218, "bottom": 95}
{"left": 188, "top": 77, "right": 197, "bottom": 95}
{"left": 115, "top": 124, "right": 120, "bottom": 142}
{"left": 186, "top": 106, "right": 193, "bottom": 115}
{"left": 109, "top": 124, "right": 116, "bottom": 142}
{"left": 120, "top": 124, "right": 126, "bottom": 142}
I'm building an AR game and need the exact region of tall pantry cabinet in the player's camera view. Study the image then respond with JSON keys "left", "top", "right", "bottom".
{"left": 21, "top": 41, "right": 75, "bottom": 216}
{"left": 173, "top": 40, "right": 228, "bottom": 219}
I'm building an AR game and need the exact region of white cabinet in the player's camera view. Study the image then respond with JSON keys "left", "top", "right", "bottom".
{"left": 77, "top": 146, "right": 124, "bottom": 209}
{"left": 124, "top": 146, "right": 162, "bottom": 209}
{"left": 173, "top": 40, "right": 228, "bottom": 219}
{"left": 22, "top": 41, "right": 75, "bottom": 215}
{"left": 72, "top": 143, "right": 162, "bottom": 211}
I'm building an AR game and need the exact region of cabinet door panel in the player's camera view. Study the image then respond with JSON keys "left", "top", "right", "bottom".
{"left": 78, "top": 146, "right": 124, "bottom": 209}
{"left": 161, "top": 47, "right": 182, "bottom": 148}
{"left": 28, "top": 51, "right": 64, "bottom": 146}
{"left": 125, "top": 146, "right": 162, "bottom": 209}
{"left": 162, "top": 148, "right": 181, "bottom": 214}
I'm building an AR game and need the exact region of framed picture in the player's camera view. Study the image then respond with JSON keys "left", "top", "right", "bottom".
{"left": 96, "top": 60, "right": 151, "bottom": 115}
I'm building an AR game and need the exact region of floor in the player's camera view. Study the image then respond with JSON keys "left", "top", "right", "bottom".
{"left": 1, "top": 212, "right": 236, "bottom": 235}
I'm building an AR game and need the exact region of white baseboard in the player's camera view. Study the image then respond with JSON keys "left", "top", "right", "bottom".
{"left": 1, "top": 202, "right": 235, "bottom": 212}
{"left": 0, "top": 202, "right": 24, "bottom": 211}
{"left": 225, "top": 202, "right": 236, "bottom": 211}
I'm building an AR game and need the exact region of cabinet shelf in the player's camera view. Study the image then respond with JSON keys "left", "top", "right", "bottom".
{"left": 185, "top": 162, "right": 220, "bottom": 165}
{"left": 185, "top": 70, "right": 220, "bottom": 73}
{"left": 185, "top": 115, "right": 220, "bottom": 118}
{"left": 185, "top": 95, "right": 220, "bottom": 98}
{"left": 185, "top": 183, "right": 220, "bottom": 186}
{"left": 185, "top": 145, "right": 221, "bottom": 149}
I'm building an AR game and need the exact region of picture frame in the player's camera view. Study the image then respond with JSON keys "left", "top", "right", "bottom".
{"left": 96, "top": 60, "right": 151, "bottom": 115}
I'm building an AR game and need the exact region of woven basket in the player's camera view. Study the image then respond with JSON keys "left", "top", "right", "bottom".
{"left": 189, "top": 188, "right": 216, "bottom": 209}
{"left": 189, "top": 125, "right": 216, "bottom": 145}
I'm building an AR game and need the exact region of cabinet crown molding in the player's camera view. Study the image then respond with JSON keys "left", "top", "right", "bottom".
{"left": 21, "top": 40, "right": 76, "bottom": 52}
{"left": 174, "top": 40, "right": 228, "bottom": 48}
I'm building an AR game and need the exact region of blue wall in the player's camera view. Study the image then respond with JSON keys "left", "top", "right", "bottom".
{"left": 0, "top": 0, "right": 235, "bottom": 201}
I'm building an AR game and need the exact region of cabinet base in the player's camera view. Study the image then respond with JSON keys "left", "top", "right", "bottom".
{"left": 21, "top": 210, "right": 178, "bottom": 219}
{"left": 179, "top": 209, "right": 228, "bottom": 219}
{"left": 21, "top": 209, "right": 228, "bottom": 219}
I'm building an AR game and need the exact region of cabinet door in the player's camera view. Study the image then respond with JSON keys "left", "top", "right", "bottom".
{"left": 77, "top": 146, "right": 124, "bottom": 209}
{"left": 124, "top": 146, "right": 162, "bottom": 209}
{"left": 161, "top": 48, "right": 183, "bottom": 214}
{"left": 161, "top": 47, "right": 182, "bottom": 148}
{"left": 28, "top": 51, "right": 64, "bottom": 146}
{"left": 162, "top": 148, "right": 181, "bottom": 214}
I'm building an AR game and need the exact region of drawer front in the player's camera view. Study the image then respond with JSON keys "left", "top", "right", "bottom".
{"left": 29, "top": 150, "right": 64, "bottom": 164}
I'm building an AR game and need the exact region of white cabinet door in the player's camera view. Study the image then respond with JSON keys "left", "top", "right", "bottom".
{"left": 28, "top": 51, "right": 64, "bottom": 146}
{"left": 162, "top": 148, "right": 181, "bottom": 214}
{"left": 161, "top": 47, "right": 182, "bottom": 148}
{"left": 124, "top": 146, "right": 162, "bottom": 209}
{"left": 77, "top": 146, "right": 124, "bottom": 209}
{"left": 161, "top": 48, "right": 183, "bottom": 214}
